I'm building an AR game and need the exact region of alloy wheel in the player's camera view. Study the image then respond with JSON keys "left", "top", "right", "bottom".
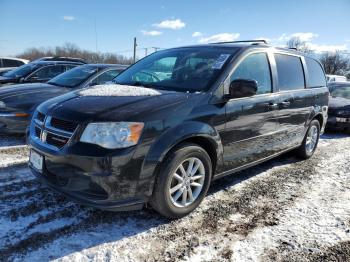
{"left": 306, "top": 125, "right": 318, "bottom": 153}
{"left": 168, "top": 157, "right": 205, "bottom": 208}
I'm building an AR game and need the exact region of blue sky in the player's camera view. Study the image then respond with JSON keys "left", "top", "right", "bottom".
{"left": 0, "top": 0, "right": 349, "bottom": 58}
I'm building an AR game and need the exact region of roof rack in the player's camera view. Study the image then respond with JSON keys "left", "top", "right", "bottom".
{"left": 210, "top": 40, "right": 268, "bottom": 45}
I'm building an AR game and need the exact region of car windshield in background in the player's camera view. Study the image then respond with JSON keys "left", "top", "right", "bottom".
{"left": 114, "top": 47, "right": 238, "bottom": 92}
{"left": 48, "top": 65, "right": 98, "bottom": 88}
{"left": 330, "top": 86, "right": 350, "bottom": 100}
{"left": 3, "top": 63, "right": 38, "bottom": 78}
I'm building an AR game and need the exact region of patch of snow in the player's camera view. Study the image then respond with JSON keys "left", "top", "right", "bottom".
{"left": 230, "top": 142, "right": 350, "bottom": 261}
{"left": 79, "top": 84, "right": 162, "bottom": 97}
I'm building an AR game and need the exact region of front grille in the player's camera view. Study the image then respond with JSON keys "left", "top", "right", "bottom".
{"left": 50, "top": 117, "right": 78, "bottom": 133}
{"left": 46, "top": 133, "right": 69, "bottom": 149}
{"left": 33, "top": 112, "right": 77, "bottom": 150}
{"left": 37, "top": 112, "right": 45, "bottom": 122}
{"left": 35, "top": 126, "right": 41, "bottom": 138}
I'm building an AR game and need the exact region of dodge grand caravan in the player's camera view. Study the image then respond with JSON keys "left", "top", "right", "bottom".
{"left": 28, "top": 41, "right": 329, "bottom": 218}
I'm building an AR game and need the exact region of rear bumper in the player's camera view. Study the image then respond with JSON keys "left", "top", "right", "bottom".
{"left": 0, "top": 114, "right": 30, "bottom": 134}
{"left": 326, "top": 116, "right": 350, "bottom": 131}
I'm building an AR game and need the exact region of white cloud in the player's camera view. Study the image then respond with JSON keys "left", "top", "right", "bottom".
{"left": 153, "top": 19, "right": 185, "bottom": 30}
{"left": 278, "top": 32, "right": 318, "bottom": 42}
{"left": 192, "top": 32, "right": 203, "bottom": 37}
{"left": 62, "top": 16, "right": 75, "bottom": 21}
{"left": 141, "top": 30, "right": 162, "bottom": 36}
{"left": 305, "top": 43, "right": 347, "bottom": 53}
{"left": 199, "top": 33, "right": 240, "bottom": 44}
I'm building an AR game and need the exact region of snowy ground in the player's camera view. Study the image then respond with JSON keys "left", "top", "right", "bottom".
{"left": 0, "top": 133, "right": 349, "bottom": 261}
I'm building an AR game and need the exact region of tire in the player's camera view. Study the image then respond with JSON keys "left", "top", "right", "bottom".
{"left": 150, "top": 143, "right": 212, "bottom": 218}
{"left": 295, "top": 120, "right": 320, "bottom": 159}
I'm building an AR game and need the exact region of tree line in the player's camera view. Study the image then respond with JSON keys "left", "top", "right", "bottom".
{"left": 16, "top": 40, "right": 350, "bottom": 79}
{"left": 16, "top": 43, "right": 133, "bottom": 65}
{"left": 287, "top": 37, "right": 350, "bottom": 79}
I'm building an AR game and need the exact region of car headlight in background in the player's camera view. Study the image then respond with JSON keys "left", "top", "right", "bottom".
{"left": 80, "top": 122, "right": 144, "bottom": 149}
{"left": 0, "top": 101, "right": 6, "bottom": 108}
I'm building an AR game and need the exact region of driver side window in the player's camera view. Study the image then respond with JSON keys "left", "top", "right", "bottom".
{"left": 29, "top": 65, "right": 65, "bottom": 81}
{"left": 230, "top": 53, "right": 272, "bottom": 94}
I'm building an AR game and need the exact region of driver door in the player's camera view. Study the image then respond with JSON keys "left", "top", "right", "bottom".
{"left": 221, "top": 52, "right": 280, "bottom": 171}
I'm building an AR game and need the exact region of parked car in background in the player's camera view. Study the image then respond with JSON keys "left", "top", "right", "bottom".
{"left": 326, "top": 74, "right": 347, "bottom": 83}
{"left": 0, "top": 57, "right": 29, "bottom": 75}
{"left": 32, "top": 57, "right": 86, "bottom": 64}
{"left": 327, "top": 82, "right": 350, "bottom": 132}
{"left": 0, "top": 64, "right": 127, "bottom": 134}
{"left": 28, "top": 41, "right": 328, "bottom": 218}
{"left": 0, "top": 59, "right": 84, "bottom": 87}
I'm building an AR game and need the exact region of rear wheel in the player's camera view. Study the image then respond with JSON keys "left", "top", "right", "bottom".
{"left": 295, "top": 120, "right": 320, "bottom": 159}
{"left": 150, "top": 143, "right": 212, "bottom": 218}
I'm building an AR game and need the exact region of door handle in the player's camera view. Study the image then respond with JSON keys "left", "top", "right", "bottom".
{"left": 266, "top": 103, "right": 279, "bottom": 110}
{"left": 281, "top": 101, "right": 291, "bottom": 108}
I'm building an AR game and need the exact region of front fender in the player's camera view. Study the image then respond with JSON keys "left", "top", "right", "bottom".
{"left": 138, "top": 121, "right": 223, "bottom": 197}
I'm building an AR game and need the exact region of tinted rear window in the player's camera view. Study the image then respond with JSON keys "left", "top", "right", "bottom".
{"left": 275, "top": 54, "right": 305, "bottom": 91}
{"left": 305, "top": 58, "right": 326, "bottom": 88}
{"left": 2, "top": 59, "right": 24, "bottom": 67}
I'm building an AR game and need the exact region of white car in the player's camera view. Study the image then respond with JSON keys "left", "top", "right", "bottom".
{"left": 0, "top": 57, "right": 29, "bottom": 75}
{"left": 326, "top": 74, "right": 347, "bottom": 83}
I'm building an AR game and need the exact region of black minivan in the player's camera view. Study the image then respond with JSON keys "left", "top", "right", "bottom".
{"left": 28, "top": 41, "right": 329, "bottom": 218}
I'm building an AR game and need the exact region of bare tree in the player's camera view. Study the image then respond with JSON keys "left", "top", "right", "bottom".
{"left": 16, "top": 42, "right": 133, "bottom": 65}
{"left": 286, "top": 37, "right": 312, "bottom": 53}
{"left": 319, "top": 52, "right": 350, "bottom": 75}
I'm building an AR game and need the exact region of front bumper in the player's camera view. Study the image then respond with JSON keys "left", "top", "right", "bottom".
{"left": 28, "top": 139, "right": 149, "bottom": 211}
{"left": 326, "top": 116, "right": 350, "bottom": 132}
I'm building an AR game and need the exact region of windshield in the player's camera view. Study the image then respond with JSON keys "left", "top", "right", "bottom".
{"left": 3, "top": 63, "right": 39, "bottom": 78}
{"left": 48, "top": 65, "right": 98, "bottom": 88}
{"left": 114, "top": 47, "right": 238, "bottom": 92}
{"left": 330, "top": 86, "right": 350, "bottom": 100}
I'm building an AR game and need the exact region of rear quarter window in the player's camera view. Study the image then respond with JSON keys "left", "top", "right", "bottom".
{"left": 275, "top": 53, "right": 305, "bottom": 91}
{"left": 305, "top": 58, "right": 326, "bottom": 88}
{"left": 2, "top": 59, "right": 24, "bottom": 67}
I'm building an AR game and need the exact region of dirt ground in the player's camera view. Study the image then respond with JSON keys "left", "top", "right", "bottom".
{"left": 0, "top": 133, "right": 349, "bottom": 261}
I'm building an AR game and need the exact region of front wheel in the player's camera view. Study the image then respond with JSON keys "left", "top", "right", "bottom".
{"left": 150, "top": 143, "right": 212, "bottom": 218}
{"left": 295, "top": 120, "right": 320, "bottom": 159}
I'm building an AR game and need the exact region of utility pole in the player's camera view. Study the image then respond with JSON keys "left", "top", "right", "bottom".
{"left": 94, "top": 18, "right": 98, "bottom": 54}
{"left": 133, "top": 37, "right": 137, "bottom": 64}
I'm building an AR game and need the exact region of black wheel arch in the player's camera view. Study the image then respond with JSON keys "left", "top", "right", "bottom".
{"left": 140, "top": 121, "right": 223, "bottom": 197}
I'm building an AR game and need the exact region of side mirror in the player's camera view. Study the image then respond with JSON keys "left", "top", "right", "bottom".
{"left": 227, "top": 79, "right": 258, "bottom": 99}
{"left": 26, "top": 76, "right": 39, "bottom": 82}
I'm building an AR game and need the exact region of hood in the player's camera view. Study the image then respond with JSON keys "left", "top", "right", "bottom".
{"left": 38, "top": 84, "right": 202, "bottom": 123}
{"left": 0, "top": 83, "right": 69, "bottom": 112}
{"left": 329, "top": 96, "right": 350, "bottom": 109}
{"left": 0, "top": 75, "right": 17, "bottom": 84}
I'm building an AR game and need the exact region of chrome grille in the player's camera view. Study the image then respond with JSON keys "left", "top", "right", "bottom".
{"left": 50, "top": 117, "right": 78, "bottom": 133}
{"left": 46, "top": 133, "right": 69, "bottom": 148}
{"left": 36, "top": 111, "right": 45, "bottom": 123}
{"left": 33, "top": 112, "right": 78, "bottom": 150}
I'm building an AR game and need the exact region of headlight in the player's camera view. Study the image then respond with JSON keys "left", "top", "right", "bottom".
{"left": 0, "top": 101, "right": 6, "bottom": 108}
{"left": 80, "top": 122, "right": 144, "bottom": 149}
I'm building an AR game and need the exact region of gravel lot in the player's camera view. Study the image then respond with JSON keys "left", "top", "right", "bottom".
{"left": 0, "top": 134, "right": 349, "bottom": 261}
